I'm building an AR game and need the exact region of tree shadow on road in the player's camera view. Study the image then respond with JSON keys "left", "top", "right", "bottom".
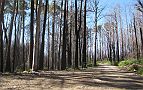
{"left": 1, "top": 65, "right": 143, "bottom": 89}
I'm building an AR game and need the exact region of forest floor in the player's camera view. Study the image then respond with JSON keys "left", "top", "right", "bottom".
{"left": 0, "top": 64, "right": 143, "bottom": 90}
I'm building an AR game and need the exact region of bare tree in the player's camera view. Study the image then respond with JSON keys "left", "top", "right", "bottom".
{"left": 82, "top": 0, "right": 87, "bottom": 68}
{"left": 5, "top": 0, "right": 16, "bottom": 72}
{"left": 61, "top": 0, "right": 67, "bottom": 70}
{"left": 0, "top": 0, "right": 5, "bottom": 73}
{"left": 39, "top": 0, "right": 48, "bottom": 70}
{"left": 29, "top": 0, "right": 34, "bottom": 69}
{"left": 133, "top": 16, "right": 140, "bottom": 60}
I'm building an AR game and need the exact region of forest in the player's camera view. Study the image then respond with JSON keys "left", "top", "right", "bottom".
{"left": 0, "top": 0, "right": 143, "bottom": 90}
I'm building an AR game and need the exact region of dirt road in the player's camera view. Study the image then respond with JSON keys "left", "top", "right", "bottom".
{"left": 0, "top": 65, "right": 143, "bottom": 90}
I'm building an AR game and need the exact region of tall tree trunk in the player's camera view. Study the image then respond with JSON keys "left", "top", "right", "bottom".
{"left": 0, "top": 0, "right": 5, "bottom": 73}
{"left": 58, "top": 0, "right": 63, "bottom": 70}
{"left": 112, "top": 22, "right": 116, "bottom": 65}
{"left": 22, "top": 0, "right": 25, "bottom": 71}
{"left": 16, "top": 17, "right": 21, "bottom": 70}
{"left": 39, "top": 0, "right": 48, "bottom": 70}
{"left": 115, "top": 13, "right": 120, "bottom": 63}
{"left": 79, "top": 37, "right": 82, "bottom": 66}
{"left": 140, "top": 27, "right": 143, "bottom": 56}
{"left": 78, "top": 0, "right": 83, "bottom": 67}
{"left": 32, "top": 0, "right": 42, "bottom": 71}
{"left": 13, "top": 15, "right": 16, "bottom": 73}
{"left": 109, "top": 32, "right": 112, "bottom": 62}
{"left": 82, "top": 0, "right": 87, "bottom": 68}
{"left": 47, "top": 0, "right": 50, "bottom": 70}
{"left": 133, "top": 16, "right": 139, "bottom": 60}
{"left": 29, "top": 0, "right": 34, "bottom": 69}
{"left": 66, "top": 0, "right": 72, "bottom": 68}
{"left": 13, "top": 0, "right": 18, "bottom": 73}
{"left": 75, "top": 0, "right": 78, "bottom": 69}
{"left": 61, "top": 0, "right": 67, "bottom": 70}
{"left": 94, "top": 1, "right": 98, "bottom": 66}
{"left": 51, "top": 0, "right": 56, "bottom": 70}
{"left": 99, "top": 30, "right": 102, "bottom": 60}
{"left": 120, "top": 15, "right": 124, "bottom": 60}
{"left": 5, "top": 0, "right": 16, "bottom": 72}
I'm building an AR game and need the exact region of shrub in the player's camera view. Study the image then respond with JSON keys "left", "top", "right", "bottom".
{"left": 87, "top": 59, "right": 93, "bottom": 67}
{"left": 118, "top": 58, "right": 143, "bottom": 75}
{"left": 97, "top": 60, "right": 111, "bottom": 65}
{"left": 118, "top": 59, "right": 136, "bottom": 67}
{"left": 137, "top": 67, "right": 143, "bottom": 75}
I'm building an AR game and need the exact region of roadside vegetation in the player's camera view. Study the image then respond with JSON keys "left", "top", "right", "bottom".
{"left": 97, "top": 58, "right": 143, "bottom": 76}
{"left": 118, "top": 59, "right": 143, "bottom": 75}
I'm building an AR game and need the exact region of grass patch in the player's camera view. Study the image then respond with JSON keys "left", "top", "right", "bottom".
{"left": 118, "top": 59, "right": 136, "bottom": 67}
{"left": 87, "top": 59, "right": 93, "bottom": 67}
{"left": 118, "top": 58, "right": 143, "bottom": 75}
{"left": 97, "top": 60, "right": 112, "bottom": 65}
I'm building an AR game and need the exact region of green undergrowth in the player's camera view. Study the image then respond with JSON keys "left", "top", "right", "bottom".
{"left": 87, "top": 59, "right": 93, "bottom": 67}
{"left": 16, "top": 66, "right": 32, "bottom": 73}
{"left": 118, "top": 58, "right": 143, "bottom": 75}
{"left": 97, "top": 60, "right": 112, "bottom": 65}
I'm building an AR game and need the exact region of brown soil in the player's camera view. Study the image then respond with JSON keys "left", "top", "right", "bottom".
{"left": 0, "top": 65, "right": 143, "bottom": 90}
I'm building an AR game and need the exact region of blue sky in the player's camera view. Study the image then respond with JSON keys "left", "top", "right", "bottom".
{"left": 87, "top": 0, "right": 137, "bottom": 27}
{"left": 100, "top": 0, "right": 135, "bottom": 7}
{"left": 99, "top": 0, "right": 136, "bottom": 10}
{"left": 87, "top": 0, "right": 138, "bottom": 52}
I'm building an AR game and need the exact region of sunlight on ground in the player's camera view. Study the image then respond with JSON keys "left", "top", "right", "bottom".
{"left": 0, "top": 65, "right": 143, "bottom": 90}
